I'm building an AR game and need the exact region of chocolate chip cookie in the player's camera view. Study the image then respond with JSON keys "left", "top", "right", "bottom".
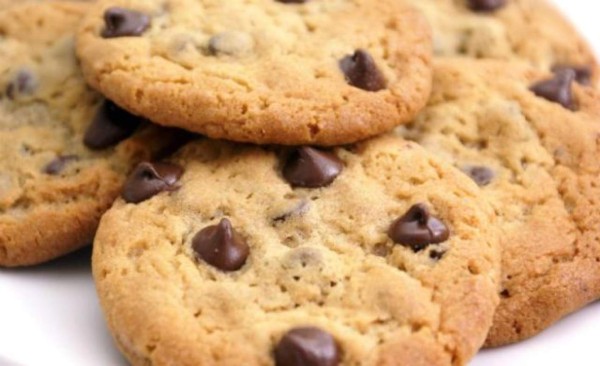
{"left": 0, "top": 2, "right": 189, "bottom": 267}
{"left": 407, "top": 0, "right": 597, "bottom": 82}
{"left": 398, "top": 58, "right": 600, "bottom": 346}
{"left": 93, "top": 135, "right": 501, "bottom": 366}
{"left": 76, "top": 0, "right": 433, "bottom": 146}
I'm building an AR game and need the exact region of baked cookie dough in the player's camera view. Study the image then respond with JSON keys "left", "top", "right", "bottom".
{"left": 407, "top": 0, "right": 597, "bottom": 84}
{"left": 76, "top": 0, "right": 433, "bottom": 145}
{"left": 398, "top": 58, "right": 600, "bottom": 346}
{"left": 93, "top": 135, "right": 501, "bottom": 366}
{"left": 0, "top": 2, "right": 189, "bottom": 267}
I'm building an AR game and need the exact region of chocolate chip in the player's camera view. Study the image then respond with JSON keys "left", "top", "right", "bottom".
{"left": 6, "top": 69, "right": 37, "bottom": 99}
{"left": 339, "top": 49, "right": 386, "bottom": 92}
{"left": 467, "top": 0, "right": 506, "bottom": 12}
{"left": 121, "top": 162, "right": 183, "bottom": 203}
{"left": 551, "top": 64, "right": 592, "bottom": 85}
{"left": 530, "top": 69, "right": 576, "bottom": 110}
{"left": 282, "top": 147, "right": 343, "bottom": 188}
{"left": 102, "top": 7, "right": 150, "bottom": 38}
{"left": 388, "top": 204, "right": 450, "bottom": 252}
{"left": 463, "top": 166, "right": 494, "bottom": 186}
{"left": 192, "top": 218, "right": 249, "bottom": 272}
{"left": 43, "top": 155, "right": 78, "bottom": 175}
{"left": 429, "top": 249, "right": 446, "bottom": 261}
{"left": 274, "top": 327, "right": 340, "bottom": 366}
{"left": 84, "top": 100, "right": 143, "bottom": 150}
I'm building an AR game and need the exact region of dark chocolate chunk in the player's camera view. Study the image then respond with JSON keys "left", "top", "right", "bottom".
{"left": 339, "top": 49, "right": 386, "bottom": 92}
{"left": 84, "top": 100, "right": 143, "bottom": 150}
{"left": 463, "top": 166, "right": 494, "bottom": 187}
{"left": 43, "top": 155, "right": 78, "bottom": 175}
{"left": 102, "top": 7, "right": 150, "bottom": 38}
{"left": 274, "top": 327, "right": 340, "bottom": 366}
{"left": 530, "top": 69, "right": 576, "bottom": 110}
{"left": 467, "top": 0, "right": 507, "bottom": 12}
{"left": 6, "top": 69, "right": 37, "bottom": 99}
{"left": 551, "top": 64, "right": 593, "bottom": 85}
{"left": 282, "top": 147, "right": 343, "bottom": 188}
{"left": 388, "top": 203, "right": 450, "bottom": 252}
{"left": 192, "top": 218, "right": 249, "bottom": 271}
{"left": 121, "top": 162, "right": 183, "bottom": 203}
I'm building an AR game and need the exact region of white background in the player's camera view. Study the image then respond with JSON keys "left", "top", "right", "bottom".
{"left": 0, "top": 1, "right": 598, "bottom": 365}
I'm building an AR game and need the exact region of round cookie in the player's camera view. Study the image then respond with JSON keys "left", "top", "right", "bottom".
{"left": 397, "top": 58, "right": 600, "bottom": 346}
{"left": 407, "top": 0, "right": 597, "bottom": 84}
{"left": 76, "top": 0, "right": 433, "bottom": 146}
{"left": 93, "top": 135, "right": 501, "bottom": 366}
{"left": 0, "top": 2, "right": 189, "bottom": 267}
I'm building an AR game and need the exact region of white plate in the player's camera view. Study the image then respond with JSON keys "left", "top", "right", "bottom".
{"left": 0, "top": 1, "right": 598, "bottom": 365}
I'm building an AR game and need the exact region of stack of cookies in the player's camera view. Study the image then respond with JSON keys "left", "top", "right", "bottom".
{"left": 1, "top": 0, "right": 598, "bottom": 365}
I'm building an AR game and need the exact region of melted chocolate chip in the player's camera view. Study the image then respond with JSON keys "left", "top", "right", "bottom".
{"left": 274, "top": 327, "right": 340, "bottom": 366}
{"left": 530, "top": 69, "right": 576, "bottom": 110}
{"left": 463, "top": 166, "right": 494, "bottom": 187}
{"left": 6, "top": 69, "right": 37, "bottom": 99}
{"left": 282, "top": 147, "right": 343, "bottom": 188}
{"left": 467, "top": 0, "right": 506, "bottom": 12}
{"left": 121, "top": 162, "right": 183, "bottom": 203}
{"left": 339, "top": 49, "right": 386, "bottom": 92}
{"left": 552, "top": 64, "right": 592, "bottom": 85}
{"left": 192, "top": 218, "right": 249, "bottom": 271}
{"left": 43, "top": 155, "right": 78, "bottom": 175}
{"left": 84, "top": 100, "right": 143, "bottom": 150}
{"left": 429, "top": 249, "right": 446, "bottom": 261}
{"left": 102, "top": 7, "right": 150, "bottom": 38}
{"left": 388, "top": 204, "right": 450, "bottom": 252}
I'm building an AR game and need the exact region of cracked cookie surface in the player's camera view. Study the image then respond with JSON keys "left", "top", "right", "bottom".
{"left": 398, "top": 58, "right": 600, "bottom": 346}
{"left": 76, "top": 0, "right": 433, "bottom": 146}
{"left": 93, "top": 135, "right": 500, "bottom": 366}
{"left": 407, "top": 0, "right": 597, "bottom": 83}
{"left": 0, "top": 2, "right": 185, "bottom": 267}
